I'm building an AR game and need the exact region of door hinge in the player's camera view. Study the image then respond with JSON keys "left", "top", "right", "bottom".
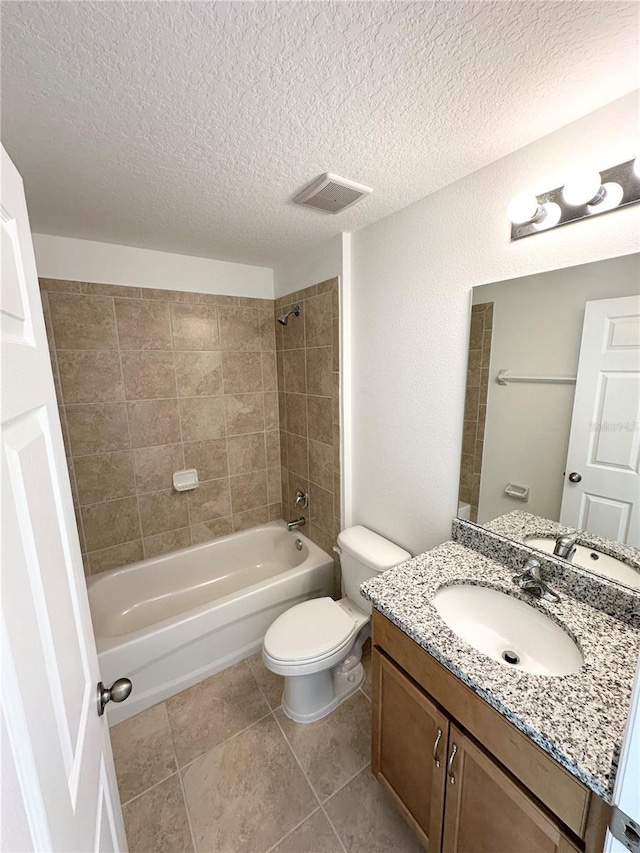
{"left": 610, "top": 806, "right": 640, "bottom": 853}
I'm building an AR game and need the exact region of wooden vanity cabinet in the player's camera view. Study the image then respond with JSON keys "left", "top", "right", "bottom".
{"left": 371, "top": 612, "right": 610, "bottom": 853}
{"left": 441, "top": 725, "right": 581, "bottom": 853}
{"left": 373, "top": 651, "right": 449, "bottom": 849}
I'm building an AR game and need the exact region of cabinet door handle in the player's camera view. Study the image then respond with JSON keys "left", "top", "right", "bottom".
{"left": 447, "top": 744, "right": 458, "bottom": 784}
{"left": 432, "top": 727, "right": 443, "bottom": 768}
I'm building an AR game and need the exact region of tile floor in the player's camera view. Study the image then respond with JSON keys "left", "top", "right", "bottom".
{"left": 110, "top": 651, "right": 424, "bottom": 853}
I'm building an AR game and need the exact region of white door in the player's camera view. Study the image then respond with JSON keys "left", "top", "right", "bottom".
{"left": 1, "top": 146, "right": 127, "bottom": 851}
{"left": 560, "top": 295, "right": 640, "bottom": 546}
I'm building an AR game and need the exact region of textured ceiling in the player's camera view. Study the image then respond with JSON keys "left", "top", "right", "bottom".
{"left": 2, "top": 1, "right": 638, "bottom": 267}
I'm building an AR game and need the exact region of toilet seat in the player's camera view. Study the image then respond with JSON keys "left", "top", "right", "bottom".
{"left": 263, "top": 597, "right": 357, "bottom": 666}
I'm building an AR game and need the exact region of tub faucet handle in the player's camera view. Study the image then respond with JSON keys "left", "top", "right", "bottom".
{"left": 295, "top": 489, "right": 308, "bottom": 509}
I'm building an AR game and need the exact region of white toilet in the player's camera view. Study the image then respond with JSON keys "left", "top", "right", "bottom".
{"left": 262, "top": 525, "right": 411, "bottom": 723}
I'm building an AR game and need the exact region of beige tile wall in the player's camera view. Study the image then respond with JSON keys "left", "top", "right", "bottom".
{"left": 459, "top": 302, "right": 493, "bottom": 522}
{"left": 274, "top": 279, "right": 341, "bottom": 589}
{"left": 40, "top": 279, "right": 282, "bottom": 573}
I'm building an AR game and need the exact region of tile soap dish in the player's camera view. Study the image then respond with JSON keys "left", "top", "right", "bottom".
{"left": 173, "top": 469, "right": 199, "bottom": 492}
{"left": 504, "top": 482, "right": 530, "bottom": 502}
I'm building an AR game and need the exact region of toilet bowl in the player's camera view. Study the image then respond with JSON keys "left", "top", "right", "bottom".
{"left": 262, "top": 526, "right": 411, "bottom": 723}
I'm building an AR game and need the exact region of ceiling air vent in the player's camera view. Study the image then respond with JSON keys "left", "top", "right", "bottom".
{"left": 293, "top": 173, "right": 373, "bottom": 214}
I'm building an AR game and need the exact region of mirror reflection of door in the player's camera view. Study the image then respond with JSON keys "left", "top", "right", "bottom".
{"left": 560, "top": 295, "right": 640, "bottom": 547}
{"left": 458, "top": 254, "right": 640, "bottom": 549}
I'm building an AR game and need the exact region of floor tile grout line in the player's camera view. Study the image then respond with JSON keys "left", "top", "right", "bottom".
{"left": 176, "top": 761, "right": 199, "bottom": 853}
{"left": 163, "top": 696, "right": 184, "bottom": 778}
{"left": 116, "top": 716, "right": 361, "bottom": 846}
{"left": 172, "top": 708, "right": 274, "bottom": 776}
{"left": 269, "top": 708, "right": 348, "bottom": 853}
{"left": 115, "top": 657, "right": 367, "bottom": 851}
{"left": 319, "top": 761, "right": 372, "bottom": 807}
{"left": 318, "top": 803, "right": 349, "bottom": 853}
{"left": 119, "top": 663, "right": 272, "bottom": 802}
{"left": 118, "top": 707, "right": 276, "bottom": 822}
{"left": 317, "top": 764, "right": 375, "bottom": 853}
{"left": 115, "top": 700, "right": 182, "bottom": 809}
{"left": 174, "top": 658, "right": 281, "bottom": 852}
{"left": 269, "top": 707, "right": 322, "bottom": 808}
{"left": 245, "top": 661, "right": 283, "bottom": 716}
{"left": 119, "top": 767, "right": 180, "bottom": 808}
{"left": 263, "top": 806, "right": 323, "bottom": 853}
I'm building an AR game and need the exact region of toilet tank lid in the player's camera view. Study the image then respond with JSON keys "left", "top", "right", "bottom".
{"left": 337, "top": 526, "right": 411, "bottom": 571}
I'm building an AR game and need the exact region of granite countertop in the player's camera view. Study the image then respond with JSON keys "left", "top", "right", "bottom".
{"left": 361, "top": 539, "right": 640, "bottom": 802}
{"left": 484, "top": 510, "right": 640, "bottom": 576}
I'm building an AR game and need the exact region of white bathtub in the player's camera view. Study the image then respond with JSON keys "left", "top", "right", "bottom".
{"left": 87, "top": 521, "right": 334, "bottom": 724}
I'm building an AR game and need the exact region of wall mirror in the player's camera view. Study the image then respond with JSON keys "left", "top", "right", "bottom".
{"left": 457, "top": 253, "right": 640, "bottom": 587}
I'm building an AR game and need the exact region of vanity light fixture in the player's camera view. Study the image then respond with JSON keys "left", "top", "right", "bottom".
{"left": 507, "top": 157, "right": 640, "bottom": 240}
{"left": 506, "top": 194, "right": 562, "bottom": 232}
{"left": 562, "top": 169, "right": 625, "bottom": 214}
{"left": 506, "top": 193, "right": 545, "bottom": 225}
{"left": 562, "top": 170, "right": 606, "bottom": 206}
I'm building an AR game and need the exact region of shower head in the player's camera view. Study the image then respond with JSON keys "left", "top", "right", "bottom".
{"left": 277, "top": 306, "right": 301, "bottom": 326}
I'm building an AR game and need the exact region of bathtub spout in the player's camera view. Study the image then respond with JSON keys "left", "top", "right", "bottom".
{"left": 287, "top": 517, "right": 306, "bottom": 531}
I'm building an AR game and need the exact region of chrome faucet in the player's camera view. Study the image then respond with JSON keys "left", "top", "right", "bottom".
{"left": 512, "top": 558, "right": 560, "bottom": 603}
{"left": 554, "top": 531, "right": 579, "bottom": 561}
{"left": 287, "top": 516, "right": 306, "bottom": 531}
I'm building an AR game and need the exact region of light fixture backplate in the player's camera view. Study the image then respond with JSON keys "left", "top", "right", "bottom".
{"left": 510, "top": 158, "right": 640, "bottom": 241}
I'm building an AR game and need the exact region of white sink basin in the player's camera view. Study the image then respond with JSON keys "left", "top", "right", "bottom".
{"left": 432, "top": 584, "right": 583, "bottom": 676}
{"left": 524, "top": 537, "right": 640, "bottom": 590}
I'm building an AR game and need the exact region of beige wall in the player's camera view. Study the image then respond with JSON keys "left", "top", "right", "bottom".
{"left": 275, "top": 279, "right": 341, "bottom": 589}
{"left": 40, "top": 278, "right": 282, "bottom": 573}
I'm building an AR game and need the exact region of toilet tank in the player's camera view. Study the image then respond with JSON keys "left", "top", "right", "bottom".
{"left": 337, "top": 526, "right": 411, "bottom": 614}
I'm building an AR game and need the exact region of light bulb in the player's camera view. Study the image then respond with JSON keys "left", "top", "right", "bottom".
{"left": 533, "top": 202, "right": 562, "bottom": 231}
{"left": 562, "top": 170, "right": 605, "bottom": 206}
{"left": 587, "top": 182, "right": 623, "bottom": 214}
{"left": 507, "top": 193, "right": 544, "bottom": 225}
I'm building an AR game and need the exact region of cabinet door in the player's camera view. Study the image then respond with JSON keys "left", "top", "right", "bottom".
{"left": 442, "top": 725, "right": 580, "bottom": 853}
{"left": 372, "top": 649, "right": 449, "bottom": 850}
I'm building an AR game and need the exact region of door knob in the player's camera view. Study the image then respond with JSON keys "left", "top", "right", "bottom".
{"left": 568, "top": 472, "right": 582, "bottom": 483}
{"left": 97, "top": 678, "right": 132, "bottom": 716}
